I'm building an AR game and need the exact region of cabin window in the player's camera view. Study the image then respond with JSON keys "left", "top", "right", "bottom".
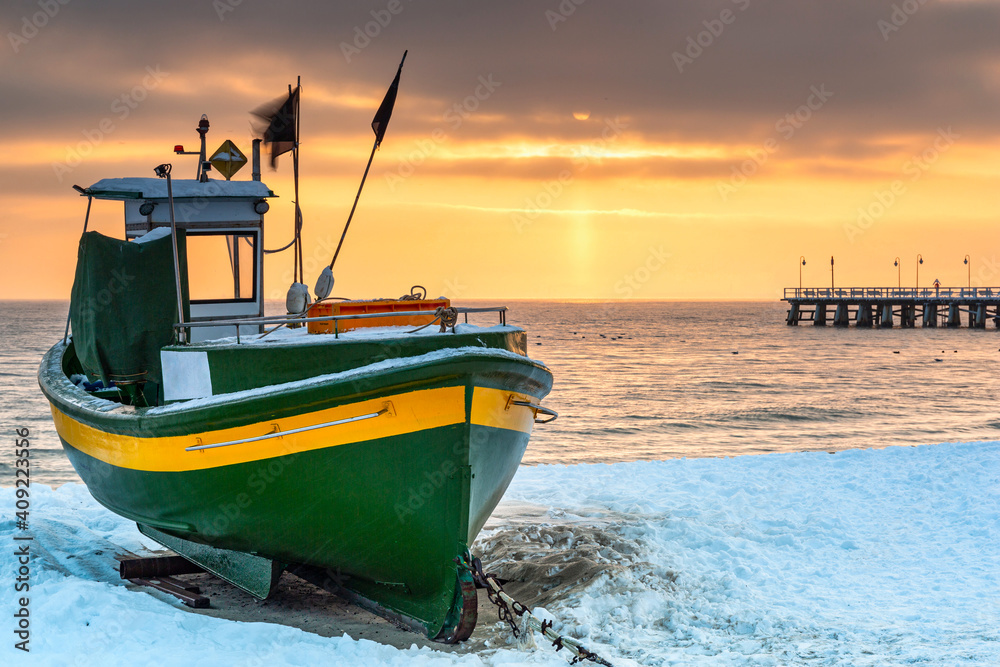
{"left": 186, "top": 232, "right": 257, "bottom": 303}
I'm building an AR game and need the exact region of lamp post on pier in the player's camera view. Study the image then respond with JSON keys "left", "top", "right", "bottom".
{"left": 916, "top": 254, "right": 923, "bottom": 290}
{"left": 964, "top": 254, "right": 971, "bottom": 289}
{"left": 893, "top": 257, "right": 900, "bottom": 290}
{"left": 830, "top": 256, "right": 835, "bottom": 292}
{"left": 799, "top": 256, "right": 806, "bottom": 291}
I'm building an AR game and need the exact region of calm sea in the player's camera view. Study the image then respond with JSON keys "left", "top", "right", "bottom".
{"left": 4, "top": 299, "right": 999, "bottom": 486}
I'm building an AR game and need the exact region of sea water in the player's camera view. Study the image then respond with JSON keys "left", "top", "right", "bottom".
{"left": 2, "top": 299, "right": 998, "bottom": 665}
{"left": 3, "top": 299, "right": 1000, "bottom": 484}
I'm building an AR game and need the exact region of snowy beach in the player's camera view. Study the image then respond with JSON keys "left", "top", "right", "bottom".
{"left": 4, "top": 441, "right": 998, "bottom": 666}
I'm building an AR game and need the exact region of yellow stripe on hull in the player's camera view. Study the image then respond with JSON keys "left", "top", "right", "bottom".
{"left": 471, "top": 386, "right": 537, "bottom": 433}
{"left": 51, "top": 385, "right": 535, "bottom": 473}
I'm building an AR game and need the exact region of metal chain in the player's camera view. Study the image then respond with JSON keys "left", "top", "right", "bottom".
{"left": 462, "top": 557, "right": 615, "bottom": 667}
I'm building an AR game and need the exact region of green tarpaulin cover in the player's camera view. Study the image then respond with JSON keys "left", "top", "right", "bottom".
{"left": 69, "top": 230, "right": 188, "bottom": 395}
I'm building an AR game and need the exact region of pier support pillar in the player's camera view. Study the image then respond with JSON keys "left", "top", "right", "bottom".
{"left": 901, "top": 303, "right": 915, "bottom": 327}
{"left": 879, "top": 303, "right": 894, "bottom": 328}
{"left": 856, "top": 303, "right": 872, "bottom": 327}
{"left": 814, "top": 303, "right": 827, "bottom": 326}
{"left": 948, "top": 303, "right": 961, "bottom": 327}
{"left": 833, "top": 303, "right": 849, "bottom": 326}
{"left": 923, "top": 303, "right": 937, "bottom": 327}
{"left": 787, "top": 302, "right": 800, "bottom": 326}
{"left": 975, "top": 303, "right": 987, "bottom": 329}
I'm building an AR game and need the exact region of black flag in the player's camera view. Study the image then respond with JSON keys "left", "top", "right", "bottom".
{"left": 251, "top": 86, "right": 299, "bottom": 168}
{"left": 371, "top": 50, "right": 407, "bottom": 148}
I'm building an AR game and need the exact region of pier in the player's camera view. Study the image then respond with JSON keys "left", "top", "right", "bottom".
{"left": 783, "top": 287, "right": 1000, "bottom": 328}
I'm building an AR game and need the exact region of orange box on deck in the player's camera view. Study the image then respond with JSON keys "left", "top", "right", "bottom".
{"left": 306, "top": 298, "right": 451, "bottom": 334}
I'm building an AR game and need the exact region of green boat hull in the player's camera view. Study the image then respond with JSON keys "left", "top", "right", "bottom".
{"left": 39, "top": 333, "right": 552, "bottom": 640}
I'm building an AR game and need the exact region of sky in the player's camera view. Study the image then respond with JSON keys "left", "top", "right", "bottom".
{"left": 1, "top": 0, "right": 998, "bottom": 301}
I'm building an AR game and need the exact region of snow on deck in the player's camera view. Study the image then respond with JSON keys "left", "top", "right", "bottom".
{"left": 192, "top": 322, "right": 521, "bottom": 349}
{"left": 147, "top": 345, "right": 541, "bottom": 414}
{"left": 2, "top": 442, "right": 997, "bottom": 665}
{"left": 87, "top": 178, "right": 274, "bottom": 200}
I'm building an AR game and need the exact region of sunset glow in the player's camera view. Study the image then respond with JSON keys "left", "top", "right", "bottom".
{"left": 2, "top": 1, "right": 999, "bottom": 301}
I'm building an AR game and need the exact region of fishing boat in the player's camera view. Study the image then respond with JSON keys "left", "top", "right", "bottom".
{"left": 37, "top": 63, "right": 555, "bottom": 642}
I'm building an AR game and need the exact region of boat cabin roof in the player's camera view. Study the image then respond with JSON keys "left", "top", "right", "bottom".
{"left": 85, "top": 177, "right": 275, "bottom": 240}
{"left": 84, "top": 177, "right": 275, "bottom": 201}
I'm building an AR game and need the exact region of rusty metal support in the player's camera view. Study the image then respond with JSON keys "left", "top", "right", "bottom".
{"left": 129, "top": 574, "right": 210, "bottom": 608}
{"left": 119, "top": 555, "right": 205, "bottom": 580}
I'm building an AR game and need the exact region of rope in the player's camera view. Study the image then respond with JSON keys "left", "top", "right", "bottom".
{"left": 406, "top": 306, "right": 458, "bottom": 334}
{"left": 437, "top": 306, "right": 458, "bottom": 332}
{"left": 399, "top": 285, "right": 427, "bottom": 300}
{"left": 462, "top": 556, "right": 615, "bottom": 666}
{"left": 256, "top": 321, "right": 289, "bottom": 340}
{"left": 263, "top": 236, "right": 297, "bottom": 254}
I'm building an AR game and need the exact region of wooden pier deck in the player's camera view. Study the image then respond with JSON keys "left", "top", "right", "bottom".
{"left": 783, "top": 287, "right": 1000, "bottom": 328}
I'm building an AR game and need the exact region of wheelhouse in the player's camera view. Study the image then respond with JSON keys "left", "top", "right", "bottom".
{"left": 84, "top": 177, "right": 275, "bottom": 342}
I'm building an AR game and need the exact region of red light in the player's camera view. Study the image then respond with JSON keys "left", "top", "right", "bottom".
{"left": 174, "top": 145, "right": 184, "bottom": 153}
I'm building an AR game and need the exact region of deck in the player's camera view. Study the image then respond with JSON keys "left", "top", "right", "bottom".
{"left": 782, "top": 287, "right": 1000, "bottom": 327}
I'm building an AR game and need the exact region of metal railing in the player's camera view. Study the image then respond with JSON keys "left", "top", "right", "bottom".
{"left": 783, "top": 287, "right": 1000, "bottom": 300}
{"left": 173, "top": 306, "right": 508, "bottom": 341}
{"left": 186, "top": 405, "right": 392, "bottom": 451}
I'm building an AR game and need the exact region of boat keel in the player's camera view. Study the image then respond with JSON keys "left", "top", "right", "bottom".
{"left": 432, "top": 562, "right": 478, "bottom": 643}
{"left": 137, "top": 524, "right": 284, "bottom": 600}
{"left": 288, "top": 556, "right": 478, "bottom": 643}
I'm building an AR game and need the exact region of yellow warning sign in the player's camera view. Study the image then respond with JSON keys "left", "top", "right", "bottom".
{"left": 209, "top": 140, "right": 248, "bottom": 180}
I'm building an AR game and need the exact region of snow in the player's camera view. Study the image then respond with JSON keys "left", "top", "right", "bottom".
{"left": 3, "top": 442, "right": 998, "bottom": 666}
{"left": 41, "top": 333, "right": 539, "bottom": 418}
{"left": 490, "top": 442, "right": 1000, "bottom": 665}
{"left": 199, "top": 322, "right": 520, "bottom": 348}
{"left": 148, "top": 345, "right": 542, "bottom": 414}
{"left": 39, "top": 342, "right": 136, "bottom": 417}
{"left": 210, "top": 149, "right": 243, "bottom": 162}
{"left": 131, "top": 227, "right": 172, "bottom": 244}
{"left": 87, "top": 178, "right": 273, "bottom": 200}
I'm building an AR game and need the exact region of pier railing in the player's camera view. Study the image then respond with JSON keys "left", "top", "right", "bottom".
{"left": 783, "top": 287, "right": 1000, "bottom": 300}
